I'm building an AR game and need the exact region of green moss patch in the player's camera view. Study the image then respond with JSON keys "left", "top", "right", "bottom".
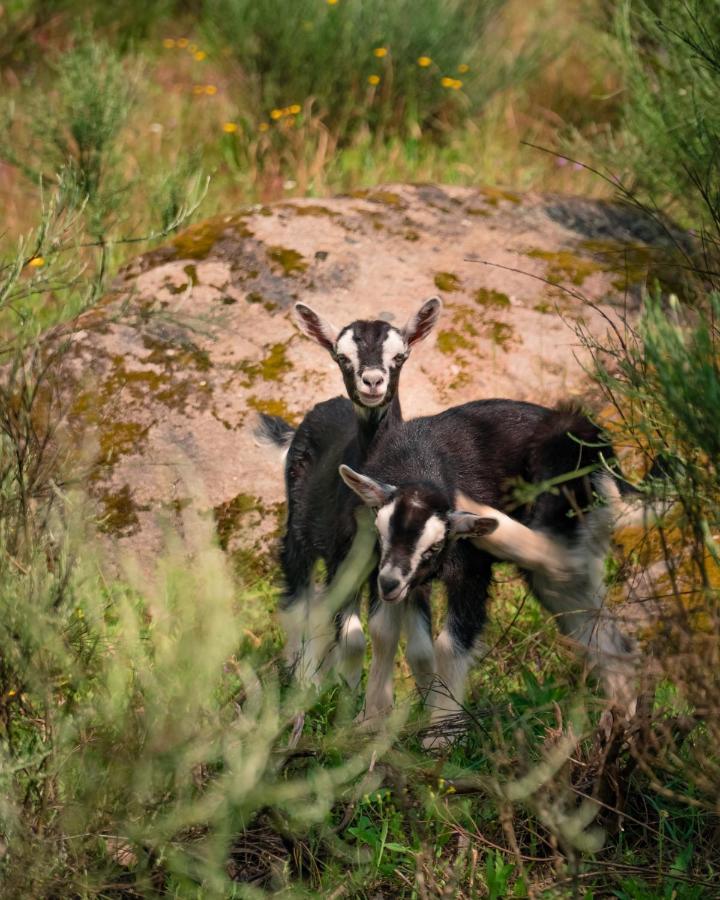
{"left": 351, "top": 188, "right": 405, "bottom": 206}
{"left": 238, "top": 342, "right": 293, "bottom": 386}
{"left": 437, "top": 329, "right": 473, "bottom": 354}
{"left": 434, "top": 272, "right": 462, "bottom": 293}
{"left": 283, "top": 204, "right": 339, "bottom": 218}
{"left": 478, "top": 186, "right": 522, "bottom": 206}
{"left": 474, "top": 287, "right": 510, "bottom": 309}
{"left": 246, "top": 395, "right": 297, "bottom": 423}
{"left": 172, "top": 216, "right": 253, "bottom": 260}
{"left": 214, "top": 492, "right": 260, "bottom": 551}
{"left": 487, "top": 320, "right": 514, "bottom": 350}
{"left": 267, "top": 245, "right": 308, "bottom": 276}
{"left": 97, "top": 484, "right": 146, "bottom": 536}
{"left": 526, "top": 248, "right": 604, "bottom": 286}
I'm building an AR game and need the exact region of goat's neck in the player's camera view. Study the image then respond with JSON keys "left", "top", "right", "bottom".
{"left": 353, "top": 394, "right": 402, "bottom": 453}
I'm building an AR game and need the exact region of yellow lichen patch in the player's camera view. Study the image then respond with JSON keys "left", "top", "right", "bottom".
{"left": 578, "top": 238, "right": 694, "bottom": 298}
{"left": 533, "top": 302, "right": 553, "bottom": 314}
{"left": 437, "top": 329, "right": 473, "bottom": 354}
{"left": 96, "top": 421, "right": 149, "bottom": 469}
{"left": 283, "top": 204, "right": 339, "bottom": 217}
{"left": 478, "top": 186, "right": 522, "bottom": 206}
{"left": 526, "top": 248, "right": 604, "bottom": 286}
{"left": 266, "top": 245, "right": 308, "bottom": 276}
{"left": 434, "top": 272, "right": 462, "bottom": 293}
{"left": 97, "top": 484, "right": 145, "bottom": 535}
{"left": 474, "top": 287, "right": 510, "bottom": 309}
{"left": 172, "top": 216, "right": 253, "bottom": 260}
{"left": 213, "top": 492, "right": 261, "bottom": 551}
{"left": 351, "top": 189, "right": 405, "bottom": 207}
{"left": 246, "top": 291, "right": 278, "bottom": 312}
{"left": 486, "top": 320, "right": 514, "bottom": 351}
{"left": 238, "top": 342, "right": 293, "bottom": 386}
{"left": 449, "top": 302, "right": 479, "bottom": 336}
{"left": 246, "top": 395, "right": 298, "bottom": 423}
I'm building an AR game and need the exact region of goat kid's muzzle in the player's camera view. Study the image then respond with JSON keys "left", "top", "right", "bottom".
{"left": 378, "top": 572, "right": 409, "bottom": 603}
{"left": 357, "top": 368, "right": 388, "bottom": 406}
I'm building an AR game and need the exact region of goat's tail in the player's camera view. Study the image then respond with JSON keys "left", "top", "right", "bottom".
{"left": 528, "top": 402, "right": 675, "bottom": 531}
{"left": 254, "top": 413, "right": 295, "bottom": 461}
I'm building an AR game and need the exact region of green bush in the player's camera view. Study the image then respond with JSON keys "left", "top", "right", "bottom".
{"left": 615, "top": 0, "right": 720, "bottom": 230}
{"left": 204, "top": 0, "right": 527, "bottom": 138}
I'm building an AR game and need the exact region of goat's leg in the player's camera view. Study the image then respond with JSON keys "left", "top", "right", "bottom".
{"left": 333, "top": 600, "right": 366, "bottom": 691}
{"left": 359, "top": 585, "right": 403, "bottom": 724}
{"left": 278, "top": 532, "right": 327, "bottom": 684}
{"left": 529, "top": 516, "right": 637, "bottom": 714}
{"left": 404, "top": 586, "right": 435, "bottom": 695}
{"left": 425, "top": 551, "right": 492, "bottom": 747}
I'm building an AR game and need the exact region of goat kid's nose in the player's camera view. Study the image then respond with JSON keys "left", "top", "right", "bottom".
{"left": 379, "top": 574, "right": 402, "bottom": 598}
{"left": 361, "top": 369, "right": 385, "bottom": 389}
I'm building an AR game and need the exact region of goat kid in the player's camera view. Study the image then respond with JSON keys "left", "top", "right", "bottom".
{"left": 258, "top": 297, "right": 442, "bottom": 687}
{"left": 340, "top": 404, "right": 642, "bottom": 738}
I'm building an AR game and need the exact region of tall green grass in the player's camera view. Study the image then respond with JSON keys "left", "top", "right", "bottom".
{"left": 203, "top": 0, "right": 526, "bottom": 139}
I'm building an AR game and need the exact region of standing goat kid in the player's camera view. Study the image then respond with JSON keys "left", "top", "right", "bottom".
{"left": 340, "top": 403, "right": 640, "bottom": 738}
{"left": 258, "top": 297, "right": 442, "bottom": 686}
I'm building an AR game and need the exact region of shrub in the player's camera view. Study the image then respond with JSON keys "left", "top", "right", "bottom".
{"left": 203, "top": 0, "right": 529, "bottom": 139}
{"left": 614, "top": 0, "right": 720, "bottom": 230}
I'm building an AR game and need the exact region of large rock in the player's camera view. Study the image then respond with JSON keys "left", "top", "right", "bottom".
{"left": 63, "top": 184, "right": 674, "bottom": 574}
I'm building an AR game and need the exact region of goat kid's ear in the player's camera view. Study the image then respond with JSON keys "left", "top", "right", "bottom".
{"left": 339, "top": 465, "right": 396, "bottom": 508}
{"left": 448, "top": 511, "right": 498, "bottom": 539}
{"left": 293, "top": 302, "right": 339, "bottom": 353}
{"left": 402, "top": 296, "right": 442, "bottom": 349}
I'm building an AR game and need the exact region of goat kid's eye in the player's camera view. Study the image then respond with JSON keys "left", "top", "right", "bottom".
{"left": 335, "top": 353, "right": 350, "bottom": 365}
{"left": 421, "top": 541, "right": 443, "bottom": 561}
{"left": 393, "top": 353, "right": 406, "bottom": 365}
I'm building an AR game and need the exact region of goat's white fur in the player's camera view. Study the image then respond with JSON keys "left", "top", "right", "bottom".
{"left": 456, "top": 474, "right": 648, "bottom": 709}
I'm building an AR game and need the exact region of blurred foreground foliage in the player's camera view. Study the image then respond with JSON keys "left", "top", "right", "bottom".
{"left": 0, "top": 0, "right": 719, "bottom": 897}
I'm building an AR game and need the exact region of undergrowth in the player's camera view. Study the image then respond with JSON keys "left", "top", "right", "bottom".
{"left": 0, "top": 0, "right": 719, "bottom": 897}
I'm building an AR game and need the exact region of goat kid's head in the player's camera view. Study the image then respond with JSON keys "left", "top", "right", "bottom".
{"left": 340, "top": 465, "right": 498, "bottom": 603}
{"left": 293, "top": 297, "right": 442, "bottom": 410}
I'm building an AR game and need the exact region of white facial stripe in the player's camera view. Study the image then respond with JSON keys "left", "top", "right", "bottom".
{"left": 375, "top": 501, "right": 396, "bottom": 545}
{"left": 335, "top": 330, "right": 360, "bottom": 371}
{"left": 408, "top": 514, "right": 447, "bottom": 575}
{"left": 381, "top": 329, "right": 407, "bottom": 370}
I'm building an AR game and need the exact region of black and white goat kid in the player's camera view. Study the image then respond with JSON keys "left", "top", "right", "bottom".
{"left": 340, "top": 403, "right": 642, "bottom": 739}
{"left": 258, "top": 297, "right": 442, "bottom": 687}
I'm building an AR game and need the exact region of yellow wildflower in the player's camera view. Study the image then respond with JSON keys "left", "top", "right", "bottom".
{"left": 7, "top": 689, "right": 16, "bottom": 697}
{"left": 457, "top": 63, "right": 469, "bottom": 74}
{"left": 177, "top": 38, "right": 189, "bottom": 48}
{"left": 327, "top": 0, "right": 338, "bottom": 5}
{"left": 205, "top": 84, "right": 218, "bottom": 95}
{"left": 259, "top": 122, "right": 270, "bottom": 132}
{"left": 288, "top": 103, "right": 301, "bottom": 115}
{"left": 194, "top": 50, "right": 206, "bottom": 61}
{"left": 374, "top": 47, "right": 388, "bottom": 58}
{"left": 162, "top": 38, "right": 176, "bottom": 49}
{"left": 440, "top": 76, "right": 454, "bottom": 88}
{"left": 193, "top": 85, "right": 204, "bottom": 95}
{"left": 417, "top": 56, "right": 432, "bottom": 67}
{"left": 451, "top": 79, "right": 462, "bottom": 90}
{"left": 270, "top": 108, "right": 283, "bottom": 120}
{"left": 222, "top": 122, "right": 238, "bottom": 133}
{"left": 368, "top": 74, "right": 381, "bottom": 85}
{"left": 28, "top": 256, "right": 45, "bottom": 268}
